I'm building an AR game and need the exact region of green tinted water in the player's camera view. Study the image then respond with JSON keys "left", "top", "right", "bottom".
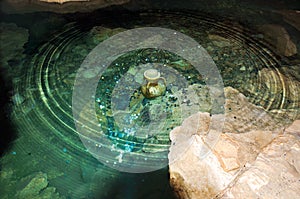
{"left": 1, "top": 8, "right": 299, "bottom": 199}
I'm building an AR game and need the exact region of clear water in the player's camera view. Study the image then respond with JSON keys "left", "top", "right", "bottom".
{"left": 1, "top": 4, "right": 299, "bottom": 199}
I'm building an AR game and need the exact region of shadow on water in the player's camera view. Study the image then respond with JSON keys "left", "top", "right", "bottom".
{"left": 94, "top": 167, "right": 177, "bottom": 199}
{"left": 0, "top": 70, "right": 17, "bottom": 157}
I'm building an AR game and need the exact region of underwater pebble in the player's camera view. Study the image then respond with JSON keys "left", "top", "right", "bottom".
{"left": 240, "top": 66, "right": 246, "bottom": 71}
{"left": 12, "top": 93, "right": 25, "bottom": 105}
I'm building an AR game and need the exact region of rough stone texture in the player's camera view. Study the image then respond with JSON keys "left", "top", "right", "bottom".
{"left": 40, "top": 0, "right": 89, "bottom": 3}
{"left": 1, "top": 0, "right": 130, "bottom": 13}
{"left": 0, "top": 23, "right": 29, "bottom": 71}
{"left": 257, "top": 24, "right": 297, "bottom": 57}
{"left": 223, "top": 86, "right": 289, "bottom": 134}
{"left": 12, "top": 172, "right": 65, "bottom": 199}
{"left": 15, "top": 172, "right": 48, "bottom": 198}
{"left": 169, "top": 87, "right": 300, "bottom": 199}
{"left": 89, "top": 26, "right": 127, "bottom": 44}
{"left": 208, "top": 34, "right": 234, "bottom": 48}
{"left": 169, "top": 113, "right": 234, "bottom": 199}
{"left": 285, "top": 120, "right": 300, "bottom": 136}
{"left": 174, "top": 84, "right": 212, "bottom": 118}
{"left": 224, "top": 133, "right": 300, "bottom": 198}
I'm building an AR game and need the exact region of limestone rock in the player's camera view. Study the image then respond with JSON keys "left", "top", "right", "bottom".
{"left": 168, "top": 114, "right": 280, "bottom": 198}
{"left": 40, "top": 0, "right": 89, "bottom": 4}
{"left": 222, "top": 130, "right": 276, "bottom": 167}
{"left": 224, "top": 134, "right": 300, "bottom": 198}
{"left": 223, "top": 86, "right": 286, "bottom": 133}
{"left": 285, "top": 120, "right": 300, "bottom": 136}
{"left": 169, "top": 113, "right": 234, "bottom": 199}
{"left": 257, "top": 24, "right": 297, "bottom": 57}
{"left": 1, "top": 0, "right": 130, "bottom": 14}
{"left": 169, "top": 87, "right": 300, "bottom": 199}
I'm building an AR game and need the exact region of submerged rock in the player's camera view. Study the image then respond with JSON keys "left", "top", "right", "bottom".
{"left": 208, "top": 34, "right": 234, "bottom": 48}
{"left": 257, "top": 24, "right": 297, "bottom": 57}
{"left": 90, "top": 26, "right": 126, "bottom": 44}
{"left": 259, "top": 68, "right": 300, "bottom": 112}
{"left": 0, "top": 23, "right": 28, "bottom": 78}
{"left": 14, "top": 172, "right": 64, "bottom": 199}
{"left": 16, "top": 172, "right": 48, "bottom": 198}
{"left": 11, "top": 93, "right": 25, "bottom": 105}
{"left": 276, "top": 10, "right": 300, "bottom": 32}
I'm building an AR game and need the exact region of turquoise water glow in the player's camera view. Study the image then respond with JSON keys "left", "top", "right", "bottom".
{"left": 1, "top": 5, "right": 299, "bottom": 199}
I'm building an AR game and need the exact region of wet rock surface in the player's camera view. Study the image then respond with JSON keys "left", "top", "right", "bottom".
{"left": 0, "top": 23, "right": 29, "bottom": 79}
{"left": 224, "top": 132, "right": 300, "bottom": 198}
{"left": 0, "top": 172, "right": 65, "bottom": 199}
{"left": 276, "top": 10, "right": 300, "bottom": 32}
{"left": 169, "top": 87, "right": 300, "bottom": 199}
{"left": 257, "top": 24, "right": 297, "bottom": 57}
{"left": 1, "top": 0, "right": 130, "bottom": 13}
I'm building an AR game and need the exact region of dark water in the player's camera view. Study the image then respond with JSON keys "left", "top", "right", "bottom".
{"left": 0, "top": 3, "right": 299, "bottom": 199}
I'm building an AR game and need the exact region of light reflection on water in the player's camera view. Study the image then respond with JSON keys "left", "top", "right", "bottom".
{"left": 0, "top": 7, "right": 299, "bottom": 199}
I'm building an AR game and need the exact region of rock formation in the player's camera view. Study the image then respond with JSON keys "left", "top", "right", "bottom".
{"left": 276, "top": 10, "right": 300, "bottom": 32}
{"left": 0, "top": 171, "right": 65, "bottom": 199}
{"left": 0, "top": 23, "right": 29, "bottom": 83}
{"left": 40, "top": 0, "right": 89, "bottom": 4}
{"left": 1, "top": 0, "right": 130, "bottom": 13}
{"left": 257, "top": 24, "right": 297, "bottom": 57}
{"left": 169, "top": 87, "right": 300, "bottom": 199}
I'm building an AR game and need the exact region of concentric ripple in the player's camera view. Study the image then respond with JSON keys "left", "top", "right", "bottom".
{"left": 12, "top": 23, "right": 94, "bottom": 163}
{"left": 11, "top": 9, "right": 299, "bottom": 178}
